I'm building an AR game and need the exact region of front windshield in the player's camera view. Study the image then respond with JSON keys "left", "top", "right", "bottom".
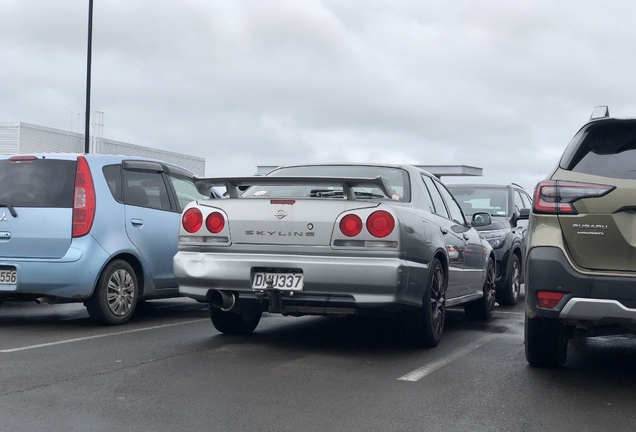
{"left": 448, "top": 187, "right": 509, "bottom": 217}
{"left": 242, "top": 165, "right": 411, "bottom": 201}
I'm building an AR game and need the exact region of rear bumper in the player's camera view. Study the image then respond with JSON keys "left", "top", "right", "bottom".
{"left": 173, "top": 251, "right": 428, "bottom": 311}
{"left": 0, "top": 236, "right": 109, "bottom": 300}
{"left": 525, "top": 246, "right": 636, "bottom": 328}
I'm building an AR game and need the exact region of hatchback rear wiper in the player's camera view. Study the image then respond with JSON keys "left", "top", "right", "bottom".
{"left": 0, "top": 203, "right": 17, "bottom": 217}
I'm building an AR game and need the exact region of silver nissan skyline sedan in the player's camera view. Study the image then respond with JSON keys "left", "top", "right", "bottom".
{"left": 173, "top": 164, "right": 496, "bottom": 347}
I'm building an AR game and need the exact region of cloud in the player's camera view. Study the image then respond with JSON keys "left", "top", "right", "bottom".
{"left": 3, "top": 0, "right": 636, "bottom": 192}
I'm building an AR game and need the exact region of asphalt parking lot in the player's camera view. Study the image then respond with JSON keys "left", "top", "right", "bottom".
{"left": 2, "top": 291, "right": 636, "bottom": 432}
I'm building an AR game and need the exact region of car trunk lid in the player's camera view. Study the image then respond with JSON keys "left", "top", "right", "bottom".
{"left": 201, "top": 198, "right": 378, "bottom": 246}
{"left": 0, "top": 157, "right": 76, "bottom": 259}
{"left": 557, "top": 174, "right": 636, "bottom": 272}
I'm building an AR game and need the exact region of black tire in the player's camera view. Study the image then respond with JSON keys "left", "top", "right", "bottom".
{"left": 525, "top": 314, "right": 568, "bottom": 368}
{"left": 85, "top": 260, "right": 138, "bottom": 325}
{"left": 497, "top": 253, "right": 521, "bottom": 306}
{"left": 403, "top": 258, "right": 446, "bottom": 347}
{"left": 210, "top": 306, "right": 262, "bottom": 335}
{"left": 464, "top": 257, "right": 496, "bottom": 320}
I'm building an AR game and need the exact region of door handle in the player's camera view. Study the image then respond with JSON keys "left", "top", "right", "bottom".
{"left": 463, "top": 233, "right": 470, "bottom": 240}
{"left": 130, "top": 218, "right": 144, "bottom": 227}
{"left": 440, "top": 227, "right": 448, "bottom": 234}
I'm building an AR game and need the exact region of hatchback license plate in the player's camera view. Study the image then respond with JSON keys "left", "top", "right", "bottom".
{"left": 252, "top": 272, "right": 303, "bottom": 291}
{"left": 0, "top": 268, "right": 17, "bottom": 285}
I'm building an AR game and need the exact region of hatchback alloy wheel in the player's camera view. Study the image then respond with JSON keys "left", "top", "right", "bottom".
{"left": 107, "top": 269, "right": 136, "bottom": 316}
{"left": 85, "top": 259, "right": 139, "bottom": 325}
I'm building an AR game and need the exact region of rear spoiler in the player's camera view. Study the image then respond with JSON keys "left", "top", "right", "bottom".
{"left": 194, "top": 176, "right": 393, "bottom": 199}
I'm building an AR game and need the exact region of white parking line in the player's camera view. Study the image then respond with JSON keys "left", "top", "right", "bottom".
{"left": 0, "top": 319, "right": 208, "bottom": 353}
{"left": 494, "top": 310, "right": 524, "bottom": 315}
{"left": 398, "top": 333, "right": 500, "bottom": 382}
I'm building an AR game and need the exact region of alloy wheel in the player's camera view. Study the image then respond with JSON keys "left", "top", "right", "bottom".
{"left": 429, "top": 265, "right": 446, "bottom": 339}
{"left": 107, "top": 269, "right": 136, "bottom": 316}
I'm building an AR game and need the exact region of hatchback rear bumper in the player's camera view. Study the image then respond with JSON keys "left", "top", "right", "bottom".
{"left": 0, "top": 236, "right": 109, "bottom": 300}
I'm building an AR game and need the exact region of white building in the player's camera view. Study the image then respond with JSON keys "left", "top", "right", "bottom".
{"left": 0, "top": 122, "right": 205, "bottom": 175}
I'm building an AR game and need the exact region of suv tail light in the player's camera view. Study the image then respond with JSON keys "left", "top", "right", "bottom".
{"left": 72, "top": 156, "right": 96, "bottom": 237}
{"left": 206, "top": 212, "right": 225, "bottom": 234}
{"left": 340, "top": 214, "right": 363, "bottom": 237}
{"left": 182, "top": 208, "right": 203, "bottom": 233}
{"left": 367, "top": 211, "right": 395, "bottom": 238}
{"left": 533, "top": 180, "right": 614, "bottom": 214}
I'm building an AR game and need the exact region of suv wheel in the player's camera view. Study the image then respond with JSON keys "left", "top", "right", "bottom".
{"left": 85, "top": 260, "right": 138, "bottom": 325}
{"left": 525, "top": 315, "right": 568, "bottom": 368}
{"left": 210, "top": 306, "right": 262, "bottom": 335}
{"left": 464, "top": 257, "right": 496, "bottom": 320}
{"left": 497, "top": 253, "right": 521, "bottom": 306}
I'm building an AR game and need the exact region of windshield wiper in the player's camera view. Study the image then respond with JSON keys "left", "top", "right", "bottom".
{"left": 0, "top": 203, "right": 17, "bottom": 217}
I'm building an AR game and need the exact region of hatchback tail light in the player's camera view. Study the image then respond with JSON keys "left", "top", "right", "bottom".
{"left": 182, "top": 208, "right": 203, "bottom": 233}
{"left": 206, "top": 212, "right": 225, "bottom": 234}
{"left": 533, "top": 180, "right": 614, "bottom": 215}
{"left": 367, "top": 211, "right": 395, "bottom": 238}
{"left": 340, "top": 214, "right": 363, "bottom": 237}
{"left": 72, "top": 156, "right": 96, "bottom": 237}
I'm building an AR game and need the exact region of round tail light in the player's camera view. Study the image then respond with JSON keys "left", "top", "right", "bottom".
{"left": 367, "top": 211, "right": 395, "bottom": 238}
{"left": 339, "top": 214, "right": 363, "bottom": 237}
{"left": 206, "top": 212, "right": 225, "bottom": 234}
{"left": 182, "top": 208, "right": 203, "bottom": 233}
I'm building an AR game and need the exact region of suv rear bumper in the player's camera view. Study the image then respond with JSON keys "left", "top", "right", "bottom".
{"left": 560, "top": 298, "right": 636, "bottom": 322}
{"left": 526, "top": 246, "right": 636, "bottom": 327}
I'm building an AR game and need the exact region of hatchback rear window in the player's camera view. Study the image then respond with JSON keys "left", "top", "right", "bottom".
{"left": 560, "top": 119, "right": 636, "bottom": 179}
{"left": 0, "top": 159, "right": 76, "bottom": 207}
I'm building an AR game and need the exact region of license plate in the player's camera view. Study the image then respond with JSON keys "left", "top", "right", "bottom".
{"left": 0, "top": 268, "right": 16, "bottom": 285}
{"left": 252, "top": 272, "right": 303, "bottom": 291}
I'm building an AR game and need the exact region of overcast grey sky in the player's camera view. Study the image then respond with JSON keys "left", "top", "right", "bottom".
{"left": 2, "top": 0, "right": 636, "bottom": 192}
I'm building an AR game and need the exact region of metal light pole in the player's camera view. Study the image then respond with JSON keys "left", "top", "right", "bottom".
{"left": 84, "top": 0, "right": 94, "bottom": 153}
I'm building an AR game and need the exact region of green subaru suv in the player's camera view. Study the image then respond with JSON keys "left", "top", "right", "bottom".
{"left": 525, "top": 107, "right": 636, "bottom": 367}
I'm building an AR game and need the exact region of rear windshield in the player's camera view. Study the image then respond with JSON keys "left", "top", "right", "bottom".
{"left": 560, "top": 119, "right": 636, "bottom": 179}
{"left": 242, "top": 165, "right": 411, "bottom": 201}
{"left": 0, "top": 159, "right": 76, "bottom": 207}
{"left": 447, "top": 187, "right": 509, "bottom": 217}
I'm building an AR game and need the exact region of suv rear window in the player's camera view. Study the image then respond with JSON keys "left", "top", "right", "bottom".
{"left": 0, "top": 159, "right": 76, "bottom": 207}
{"left": 560, "top": 119, "right": 636, "bottom": 179}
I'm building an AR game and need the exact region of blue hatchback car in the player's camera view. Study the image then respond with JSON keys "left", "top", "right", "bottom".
{"left": 0, "top": 153, "right": 213, "bottom": 324}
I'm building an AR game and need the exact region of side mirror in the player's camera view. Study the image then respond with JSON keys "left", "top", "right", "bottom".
{"left": 518, "top": 208, "right": 530, "bottom": 220}
{"left": 472, "top": 212, "right": 492, "bottom": 227}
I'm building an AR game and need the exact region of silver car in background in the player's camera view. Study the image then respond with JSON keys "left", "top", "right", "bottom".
{"left": 174, "top": 164, "right": 496, "bottom": 346}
